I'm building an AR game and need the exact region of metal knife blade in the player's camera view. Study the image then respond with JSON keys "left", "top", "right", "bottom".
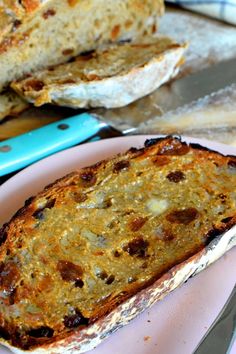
{"left": 93, "top": 58, "right": 236, "bottom": 132}
{"left": 193, "top": 285, "right": 236, "bottom": 354}
{"left": 1, "top": 58, "right": 236, "bottom": 176}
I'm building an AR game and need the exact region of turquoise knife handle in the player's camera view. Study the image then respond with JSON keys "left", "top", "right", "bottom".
{"left": 0, "top": 113, "right": 105, "bottom": 177}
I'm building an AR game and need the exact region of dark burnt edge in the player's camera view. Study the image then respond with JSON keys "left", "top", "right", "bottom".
{"left": 0, "top": 196, "right": 37, "bottom": 249}
{"left": 144, "top": 135, "right": 236, "bottom": 160}
{"left": 0, "top": 198, "right": 37, "bottom": 248}
{"left": 189, "top": 142, "right": 236, "bottom": 159}
{"left": 0, "top": 223, "right": 8, "bottom": 247}
{"left": 13, "top": 196, "right": 35, "bottom": 218}
{"left": 144, "top": 135, "right": 182, "bottom": 148}
{"left": 204, "top": 218, "right": 236, "bottom": 247}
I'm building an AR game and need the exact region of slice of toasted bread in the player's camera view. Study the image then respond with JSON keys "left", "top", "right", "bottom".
{"left": 0, "top": 137, "right": 235, "bottom": 354}
{"left": 0, "top": 0, "right": 164, "bottom": 91}
{"left": 11, "top": 38, "right": 186, "bottom": 108}
{"left": 0, "top": 90, "right": 29, "bottom": 122}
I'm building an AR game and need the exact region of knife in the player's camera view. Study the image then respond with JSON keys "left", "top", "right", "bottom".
{"left": 1, "top": 58, "right": 236, "bottom": 176}
{"left": 193, "top": 284, "right": 236, "bottom": 354}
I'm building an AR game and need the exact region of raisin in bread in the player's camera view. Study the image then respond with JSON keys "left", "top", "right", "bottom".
{"left": 11, "top": 37, "right": 186, "bottom": 108}
{"left": 0, "top": 0, "right": 164, "bottom": 91}
{"left": 0, "top": 90, "right": 29, "bottom": 122}
{"left": 0, "top": 137, "right": 235, "bottom": 353}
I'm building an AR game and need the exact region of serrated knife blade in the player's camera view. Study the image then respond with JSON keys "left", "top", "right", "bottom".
{"left": 94, "top": 58, "right": 236, "bottom": 132}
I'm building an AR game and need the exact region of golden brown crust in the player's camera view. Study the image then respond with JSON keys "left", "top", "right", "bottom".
{"left": 0, "top": 136, "right": 236, "bottom": 351}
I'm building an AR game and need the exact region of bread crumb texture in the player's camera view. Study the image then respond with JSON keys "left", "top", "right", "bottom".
{"left": 0, "top": 137, "right": 235, "bottom": 350}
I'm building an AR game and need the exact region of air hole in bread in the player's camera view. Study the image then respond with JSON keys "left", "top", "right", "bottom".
{"left": 205, "top": 228, "right": 224, "bottom": 245}
{"left": 27, "top": 326, "right": 54, "bottom": 338}
{"left": 128, "top": 276, "right": 137, "bottom": 284}
{"left": 113, "top": 250, "right": 121, "bottom": 257}
{"left": 221, "top": 216, "right": 233, "bottom": 223}
{"left": 228, "top": 160, "right": 236, "bottom": 169}
{"left": 75, "top": 279, "right": 84, "bottom": 288}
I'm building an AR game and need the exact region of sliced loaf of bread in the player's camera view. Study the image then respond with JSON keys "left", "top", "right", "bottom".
{"left": 0, "top": 0, "right": 164, "bottom": 91}
{"left": 12, "top": 37, "right": 186, "bottom": 108}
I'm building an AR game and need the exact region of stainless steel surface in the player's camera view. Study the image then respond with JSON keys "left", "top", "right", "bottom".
{"left": 93, "top": 58, "right": 236, "bottom": 133}
{"left": 193, "top": 285, "right": 236, "bottom": 354}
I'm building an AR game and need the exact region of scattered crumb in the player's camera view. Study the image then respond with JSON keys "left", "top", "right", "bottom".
{"left": 144, "top": 336, "right": 151, "bottom": 342}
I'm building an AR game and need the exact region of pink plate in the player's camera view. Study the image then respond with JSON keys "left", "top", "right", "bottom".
{"left": 0, "top": 135, "right": 235, "bottom": 354}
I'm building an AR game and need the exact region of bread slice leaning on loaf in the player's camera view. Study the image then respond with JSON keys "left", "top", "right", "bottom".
{"left": 11, "top": 37, "right": 186, "bottom": 108}
{"left": 0, "top": 136, "right": 236, "bottom": 354}
{"left": 0, "top": 0, "right": 164, "bottom": 91}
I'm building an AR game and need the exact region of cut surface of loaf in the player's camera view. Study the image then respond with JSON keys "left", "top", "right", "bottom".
{"left": 0, "top": 90, "right": 29, "bottom": 122}
{"left": 0, "top": 137, "right": 236, "bottom": 353}
{"left": 0, "top": 0, "right": 164, "bottom": 91}
{"left": 12, "top": 37, "right": 186, "bottom": 108}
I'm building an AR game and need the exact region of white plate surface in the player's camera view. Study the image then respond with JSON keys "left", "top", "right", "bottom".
{"left": 0, "top": 135, "right": 235, "bottom": 354}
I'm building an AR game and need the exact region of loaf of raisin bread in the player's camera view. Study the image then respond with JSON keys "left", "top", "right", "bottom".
{"left": 11, "top": 37, "right": 186, "bottom": 108}
{"left": 0, "top": 137, "right": 235, "bottom": 354}
{"left": 0, "top": 0, "right": 164, "bottom": 91}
